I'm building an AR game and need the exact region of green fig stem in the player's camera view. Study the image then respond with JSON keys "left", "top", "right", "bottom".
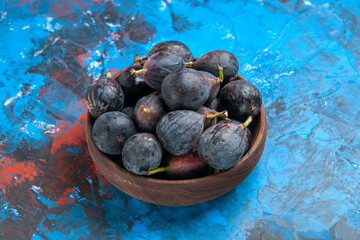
{"left": 106, "top": 72, "right": 112, "bottom": 78}
{"left": 213, "top": 169, "right": 220, "bottom": 174}
{"left": 240, "top": 116, "right": 253, "bottom": 129}
{"left": 218, "top": 66, "right": 224, "bottom": 81}
{"left": 185, "top": 62, "right": 193, "bottom": 68}
{"left": 206, "top": 110, "right": 228, "bottom": 120}
{"left": 130, "top": 68, "right": 147, "bottom": 75}
{"left": 147, "top": 167, "right": 166, "bottom": 176}
{"left": 139, "top": 105, "right": 150, "bottom": 115}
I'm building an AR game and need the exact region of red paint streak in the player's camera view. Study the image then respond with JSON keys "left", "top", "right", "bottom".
{"left": 108, "top": 68, "right": 120, "bottom": 75}
{"left": 50, "top": 1, "right": 73, "bottom": 19}
{"left": 49, "top": 0, "right": 92, "bottom": 20}
{"left": 71, "top": 0, "right": 90, "bottom": 10}
{"left": 44, "top": 109, "right": 102, "bottom": 205}
{"left": 0, "top": 157, "right": 40, "bottom": 188}
{"left": 50, "top": 112, "right": 87, "bottom": 154}
{"left": 39, "top": 158, "right": 46, "bottom": 163}
{"left": 51, "top": 68, "right": 85, "bottom": 98}
{"left": 38, "top": 86, "right": 49, "bottom": 99}
{"left": 55, "top": 188, "right": 77, "bottom": 205}
{"left": 0, "top": 143, "right": 4, "bottom": 148}
{"left": 100, "top": 175, "right": 109, "bottom": 185}
{"left": 8, "top": 0, "right": 30, "bottom": 7}
{"left": 50, "top": 120, "right": 69, "bottom": 138}
{"left": 80, "top": 99, "right": 88, "bottom": 110}
{"left": 77, "top": 52, "right": 91, "bottom": 66}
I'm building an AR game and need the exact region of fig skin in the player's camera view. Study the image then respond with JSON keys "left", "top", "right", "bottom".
{"left": 92, "top": 111, "right": 137, "bottom": 156}
{"left": 197, "top": 123, "right": 247, "bottom": 170}
{"left": 156, "top": 110, "right": 205, "bottom": 155}
{"left": 219, "top": 79, "right": 262, "bottom": 122}
{"left": 86, "top": 77, "right": 124, "bottom": 119}
{"left": 122, "top": 133, "right": 163, "bottom": 175}
{"left": 147, "top": 40, "right": 193, "bottom": 62}
{"left": 192, "top": 50, "right": 239, "bottom": 84}
{"left": 147, "top": 152, "right": 211, "bottom": 180}
{"left": 116, "top": 65, "right": 154, "bottom": 107}
{"left": 143, "top": 51, "right": 185, "bottom": 90}
{"left": 161, "top": 68, "right": 210, "bottom": 111}
{"left": 134, "top": 95, "right": 168, "bottom": 133}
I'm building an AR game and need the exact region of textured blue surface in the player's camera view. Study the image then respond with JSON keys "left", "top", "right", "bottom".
{"left": 0, "top": 0, "right": 360, "bottom": 239}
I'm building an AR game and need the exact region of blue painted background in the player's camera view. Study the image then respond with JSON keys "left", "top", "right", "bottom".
{"left": 0, "top": 0, "right": 360, "bottom": 239}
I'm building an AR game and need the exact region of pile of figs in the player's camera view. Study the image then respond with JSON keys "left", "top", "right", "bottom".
{"left": 87, "top": 40, "right": 263, "bottom": 180}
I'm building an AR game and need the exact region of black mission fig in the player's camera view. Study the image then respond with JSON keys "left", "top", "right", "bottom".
{"left": 146, "top": 40, "right": 193, "bottom": 62}
{"left": 86, "top": 77, "right": 124, "bottom": 119}
{"left": 219, "top": 79, "right": 262, "bottom": 122}
{"left": 92, "top": 111, "right": 137, "bottom": 155}
{"left": 122, "top": 133, "right": 162, "bottom": 175}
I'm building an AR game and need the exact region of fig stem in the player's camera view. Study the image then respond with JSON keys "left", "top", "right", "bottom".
{"left": 224, "top": 118, "right": 231, "bottom": 123}
{"left": 133, "top": 53, "right": 140, "bottom": 62}
{"left": 214, "top": 77, "right": 223, "bottom": 84}
{"left": 205, "top": 77, "right": 223, "bottom": 84}
{"left": 218, "top": 66, "right": 224, "bottom": 80}
{"left": 240, "top": 116, "right": 253, "bottom": 129}
{"left": 106, "top": 72, "right": 112, "bottom": 78}
{"left": 185, "top": 62, "right": 193, "bottom": 68}
{"left": 133, "top": 55, "right": 147, "bottom": 65}
{"left": 139, "top": 105, "right": 150, "bottom": 115}
{"left": 206, "top": 110, "right": 228, "bottom": 120}
{"left": 214, "top": 169, "right": 220, "bottom": 174}
{"left": 147, "top": 167, "right": 166, "bottom": 176}
{"left": 130, "top": 68, "right": 147, "bottom": 75}
{"left": 150, "top": 90, "right": 161, "bottom": 95}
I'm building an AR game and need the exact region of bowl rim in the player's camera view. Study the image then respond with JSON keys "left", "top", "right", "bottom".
{"left": 86, "top": 103, "right": 267, "bottom": 185}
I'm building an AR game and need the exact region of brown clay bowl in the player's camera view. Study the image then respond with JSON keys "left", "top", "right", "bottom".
{"left": 85, "top": 99, "right": 267, "bottom": 206}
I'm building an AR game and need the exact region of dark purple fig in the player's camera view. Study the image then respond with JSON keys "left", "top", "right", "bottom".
{"left": 147, "top": 152, "right": 211, "bottom": 179}
{"left": 134, "top": 95, "right": 168, "bottom": 132}
{"left": 134, "top": 51, "right": 185, "bottom": 90}
{"left": 198, "top": 71, "right": 222, "bottom": 106}
{"left": 86, "top": 77, "right": 124, "bottom": 119}
{"left": 122, "top": 133, "right": 162, "bottom": 175}
{"left": 219, "top": 79, "right": 262, "bottom": 122}
{"left": 115, "top": 64, "right": 154, "bottom": 107}
{"left": 218, "top": 118, "right": 252, "bottom": 153}
{"left": 156, "top": 110, "right": 204, "bottom": 155}
{"left": 147, "top": 40, "right": 193, "bottom": 62}
{"left": 161, "top": 68, "right": 210, "bottom": 111}
{"left": 188, "top": 50, "right": 239, "bottom": 83}
{"left": 92, "top": 111, "right": 137, "bottom": 155}
{"left": 197, "top": 116, "right": 253, "bottom": 170}
{"left": 156, "top": 110, "right": 225, "bottom": 155}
